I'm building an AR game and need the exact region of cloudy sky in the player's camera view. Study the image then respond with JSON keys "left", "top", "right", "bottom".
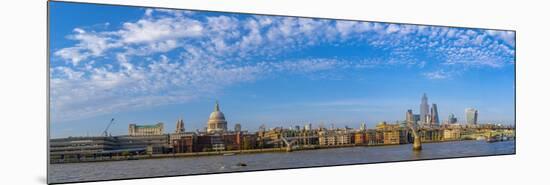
{"left": 49, "top": 2, "right": 515, "bottom": 138}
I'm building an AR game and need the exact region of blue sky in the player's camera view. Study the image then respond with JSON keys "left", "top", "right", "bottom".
{"left": 49, "top": 2, "right": 515, "bottom": 138}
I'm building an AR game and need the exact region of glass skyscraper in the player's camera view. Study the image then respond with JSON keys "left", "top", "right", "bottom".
{"left": 430, "top": 103, "right": 439, "bottom": 125}
{"left": 420, "top": 93, "right": 429, "bottom": 124}
{"left": 465, "top": 108, "right": 478, "bottom": 125}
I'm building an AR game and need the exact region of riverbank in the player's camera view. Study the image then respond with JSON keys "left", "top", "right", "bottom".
{"left": 50, "top": 139, "right": 511, "bottom": 164}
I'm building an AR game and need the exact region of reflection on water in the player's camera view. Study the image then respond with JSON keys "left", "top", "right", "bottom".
{"left": 49, "top": 140, "right": 515, "bottom": 183}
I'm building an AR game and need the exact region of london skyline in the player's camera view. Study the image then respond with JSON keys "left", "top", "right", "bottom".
{"left": 49, "top": 2, "right": 515, "bottom": 138}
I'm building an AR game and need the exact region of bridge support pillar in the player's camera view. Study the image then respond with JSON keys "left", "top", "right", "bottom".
{"left": 285, "top": 144, "right": 293, "bottom": 152}
{"left": 413, "top": 136, "right": 422, "bottom": 151}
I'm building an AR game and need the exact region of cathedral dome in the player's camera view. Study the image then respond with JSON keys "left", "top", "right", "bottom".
{"left": 206, "top": 101, "right": 228, "bottom": 133}
{"left": 209, "top": 111, "right": 225, "bottom": 120}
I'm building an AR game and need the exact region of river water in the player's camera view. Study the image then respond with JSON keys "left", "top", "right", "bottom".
{"left": 49, "top": 140, "right": 515, "bottom": 183}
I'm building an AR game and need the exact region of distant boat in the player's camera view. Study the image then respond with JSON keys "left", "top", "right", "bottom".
{"left": 223, "top": 153, "right": 235, "bottom": 156}
{"left": 487, "top": 135, "right": 503, "bottom": 143}
{"left": 236, "top": 162, "right": 247, "bottom": 167}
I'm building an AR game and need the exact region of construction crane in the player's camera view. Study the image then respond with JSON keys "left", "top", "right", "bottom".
{"left": 102, "top": 118, "right": 115, "bottom": 137}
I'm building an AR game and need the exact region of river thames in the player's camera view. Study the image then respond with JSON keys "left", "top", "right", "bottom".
{"left": 49, "top": 140, "right": 515, "bottom": 183}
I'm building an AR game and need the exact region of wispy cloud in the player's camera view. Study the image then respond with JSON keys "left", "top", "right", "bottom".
{"left": 51, "top": 8, "right": 515, "bottom": 122}
{"left": 423, "top": 70, "right": 453, "bottom": 80}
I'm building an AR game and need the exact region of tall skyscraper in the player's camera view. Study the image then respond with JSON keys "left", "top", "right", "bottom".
{"left": 420, "top": 93, "right": 429, "bottom": 124}
{"left": 465, "top": 108, "right": 478, "bottom": 125}
{"left": 448, "top": 113, "right": 458, "bottom": 124}
{"left": 175, "top": 117, "right": 185, "bottom": 133}
{"left": 430, "top": 103, "right": 439, "bottom": 125}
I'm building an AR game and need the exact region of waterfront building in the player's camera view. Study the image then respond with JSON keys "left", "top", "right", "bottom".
{"left": 239, "top": 133, "right": 258, "bottom": 150}
{"left": 376, "top": 122, "right": 408, "bottom": 144}
{"left": 420, "top": 93, "right": 429, "bottom": 124}
{"left": 354, "top": 132, "right": 367, "bottom": 145}
{"left": 430, "top": 103, "right": 440, "bottom": 125}
{"left": 366, "top": 130, "right": 384, "bottom": 145}
{"left": 274, "top": 127, "right": 319, "bottom": 146}
{"left": 195, "top": 135, "right": 217, "bottom": 152}
{"left": 191, "top": 131, "right": 258, "bottom": 152}
{"left": 221, "top": 133, "right": 240, "bottom": 151}
{"left": 128, "top": 122, "right": 164, "bottom": 136}
{"left": 375, "top": 121, "right": 387, "bottom": 129}
{"left": 117, "top": 135, "right": 170, "bottom": 154}
{"left": 465, "top": 108, "right": 478, "bottom": 125}
{"left": 171, "top": 133, "right": 196, "bottom": 153}
{"left": 318, "top": 129, "right": 352, "bottom": 146}
{"left": 418, "top": 129, "right": 443, "bottom": 142}
{"left": 257, "top": 127, "right": 283, "bottom": 148}
{"left": 207, "top": 101, "right": 228, "bottom": 133}
{"left": 49, "top": 136, "right": 120, "bottom": 161}
{"left": 175, "top": 118, "right": 185, "bottom": 133}
{"left": 50, "top": 133, "right": 174, "bottom": 163}
{"left": 443, "top": 129, "right": 461, "bottom": 140}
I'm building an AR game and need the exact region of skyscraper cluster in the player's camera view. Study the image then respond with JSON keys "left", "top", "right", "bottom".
{"left": 409, "top": 94, "right": 480, "bottom": 125}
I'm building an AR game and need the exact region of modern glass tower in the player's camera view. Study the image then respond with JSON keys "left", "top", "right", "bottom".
{"left": 430, "top": 103, "right": 439, "bottom": 125}
{"left": 448, "top": 113, "right": 458, "bottom": 124}
{"left": 420, "top": 93, "right": 429, "bottom": 124}
{"left": 465, "top": 108, "right": 478, "bottom": 125}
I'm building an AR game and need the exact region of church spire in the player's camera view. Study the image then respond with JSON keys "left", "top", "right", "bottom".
{"left": 215, "top": 100, "right": 220, "bottom": 112}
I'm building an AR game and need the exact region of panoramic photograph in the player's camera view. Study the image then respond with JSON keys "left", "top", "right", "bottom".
{"left": 48, "top": 1, "right": 515, "bottom": 184}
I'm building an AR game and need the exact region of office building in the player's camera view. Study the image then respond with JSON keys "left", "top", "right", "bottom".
{"left": 430, "top": 103, "right": 440, "bottom": 125}
{"left": 465, "top": 108, "right": 478, "bottom": 125}
{"left": 420, "top": 93, "right": 429, "bottom": 124}
{"left": 128, "top": 122, "right": 164, "bottom": 136}
{"left": 406, "top": 109, "right": 415, "bottom": 124}
{"left": 448, "top": 113, "right": 458, "bottom": 124}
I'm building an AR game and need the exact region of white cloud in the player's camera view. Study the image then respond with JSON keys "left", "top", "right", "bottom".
{"left": 51, "top": 54, "right": 263, "bottom": 122}
{"left": 386, "top": 24, "right": 400, "bottom": 34}
{"left": 119, "top": 17, "right": 203, "bottom": 44}
{"left": 54, "top": 28, "right": 117, "bottom": 65}
{"left": 423, "top": 70, "right": 452, "bottom": 80}
{"left": 486, "top": 30, "right": 515, "bottom": 46}
{"left": 54, "top": 47, "right": 89, "bottom": 65}
{"left": 268, "top": 58, "right": 339, "bottom": 73}
{"left": 51, "top": 8, "right": 515, "bottom": 122}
